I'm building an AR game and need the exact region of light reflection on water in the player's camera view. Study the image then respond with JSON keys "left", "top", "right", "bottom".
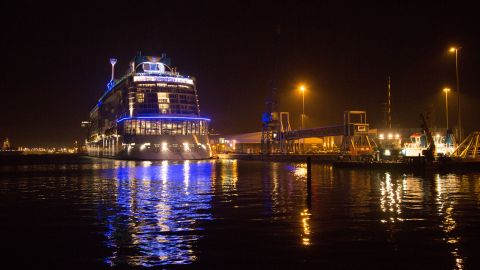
{"left": 379, "top": 172, "right": 403, "bottom": 223}
{"left": 1, "top": 157, "right": 480, "bottom": 268}
{"left": 435, "top": 174, "right": 464, "bottom": 270}
{"left": 289, "top": 164, "right": 479, "bottom": 269}
{"left": 98, "top": 160, "right": 216, "bottom": 267}
{"left": 300, "top": 208, "right": 312, "bottom": 246}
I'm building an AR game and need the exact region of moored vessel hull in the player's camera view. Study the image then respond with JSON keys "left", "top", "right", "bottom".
{"left": 86, "top": 134, "right": 211, "bottom": 160}
{"left": 84, "top": 53, "right": 212, "bottom": 160}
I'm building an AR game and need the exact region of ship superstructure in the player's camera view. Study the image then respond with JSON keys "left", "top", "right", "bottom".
{"left": 85, "top": 53, "right": 211, "bottom": 160}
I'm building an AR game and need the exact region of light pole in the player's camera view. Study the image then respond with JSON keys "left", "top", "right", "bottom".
{"left": 449, "top": 47, "right": 462, "bottom": 141}
{"left": 299, "top": 85, "right": 306, "bottom": 129}
{"left": 443, "top": 88, "right": 450, "bottom": 129}
{"left": 299, "top": 85, "right": 306, "bottom": 153}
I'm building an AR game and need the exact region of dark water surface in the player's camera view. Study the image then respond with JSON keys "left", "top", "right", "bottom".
{"left": 1, "top": 155, "right": 480, "bottom": 269}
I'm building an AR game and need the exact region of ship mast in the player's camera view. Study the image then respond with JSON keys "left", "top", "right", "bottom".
{"left": 110, "top": 58, "right": 117, "bottom": 82}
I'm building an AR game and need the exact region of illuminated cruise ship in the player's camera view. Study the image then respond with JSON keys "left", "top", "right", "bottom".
{"left": 85, "top": 53, "right": 211, "bottom": 160}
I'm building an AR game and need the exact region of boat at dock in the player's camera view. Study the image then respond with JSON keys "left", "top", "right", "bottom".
{"left": 84, "top": 53, "right": 212, "bottom": 160}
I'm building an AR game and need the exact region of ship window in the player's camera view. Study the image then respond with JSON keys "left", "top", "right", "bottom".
{"left": 159, "top": 104, "right": 169, "bottom": 114}
{"left": 157, "top": 92, "right": 169, "bottom": 103}
{"left": 177, "top": 122, "right": 182, "bottom": 135}
{"left": 121, "top": 119, "right": 207, "bottom": 136}
{"left": 136, "top": 93, "right": 144, "bottom": 103}
{"left": 142, "top": 63, "right": 165, "bottom": 73}
{"left": 124, "top": 120, "right": 132, "bottom": 134}
{"left": 145, "top": 121, "right": 151, "bottom": 135}
{"left": 129, "top": 120, "right": 136, "bottom": 135}
{"left": 162, "top": 121, "right": 172, "bottom": 135}
{"left": 171, "top": 122, "right": 177, "bottom": 135}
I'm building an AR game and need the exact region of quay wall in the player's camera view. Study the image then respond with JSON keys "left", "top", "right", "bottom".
{"left": 217, "top": 153, "right": 346, "bottom": 162}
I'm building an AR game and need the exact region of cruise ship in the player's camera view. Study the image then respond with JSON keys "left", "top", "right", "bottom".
{"left": 85, "top": 53, "right": 212, "bottom": 160}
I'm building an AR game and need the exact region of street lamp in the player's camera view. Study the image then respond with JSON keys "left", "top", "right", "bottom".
{"left": 449, "top": 46, "right": 462, "bottom": 141}
{"left": 299, "top": 85, "right": 306, "bottom": 129}
{"left": 443, "top": 88, "right": 451, "bottom": 129}
{"left": 298, "top": 85, "right": 306, "bottom": 154}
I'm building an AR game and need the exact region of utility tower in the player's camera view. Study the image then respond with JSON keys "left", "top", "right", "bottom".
{"left": 383, "top": 76, "right": 392, "bottom": 128}
{"left": 261, "top": 26, "right": 281, "bottom": 155}
{"left": 386, "top": 76, "right": 392, "bottom": 128}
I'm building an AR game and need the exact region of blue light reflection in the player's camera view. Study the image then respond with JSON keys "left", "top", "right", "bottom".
{"left": 98, "top": 160, "right": 214, "bottom": 267}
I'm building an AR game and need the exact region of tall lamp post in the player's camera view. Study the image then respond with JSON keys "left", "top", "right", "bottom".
{"left": 449, "top": 47, "right": 462, "bottom": 141}
{"left": 443, "top": 88, "right": 451, "bottom": 129}
{"left": 299, "top": 85, "right": 306, "bottom": 129}
{"left": 299, "top": 85, "right": 306, "bottom": 153}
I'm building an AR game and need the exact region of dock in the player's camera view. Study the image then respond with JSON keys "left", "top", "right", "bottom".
{"left": 217, "top": 153, "right": 480, "bottom": 173}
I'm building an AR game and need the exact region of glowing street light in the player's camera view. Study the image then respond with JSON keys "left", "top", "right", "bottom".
{"left": 298, "top": 84, "right": 306, "bottom": 154}
{"left": 443, "top": 87, "right": 451, "bottom": 129}
{"left": 449, "top": 46, "right": 462, "bottom": 140}
{"left": 299, "top": 85, "right": 306, "bottom": 129}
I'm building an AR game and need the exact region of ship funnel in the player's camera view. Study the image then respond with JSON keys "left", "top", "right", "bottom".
{"left": 110, "top": 58, "right": 117, "bottom": 81}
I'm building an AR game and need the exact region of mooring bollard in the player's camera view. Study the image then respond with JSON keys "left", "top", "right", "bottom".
{"left": 307, "top": 156, "right": 312, "bottom": 195}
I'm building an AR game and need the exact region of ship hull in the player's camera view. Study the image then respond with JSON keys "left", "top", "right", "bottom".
{"left": 85, "top": 54, "right": 211, "bottom": 161}
{"left": 86, "top": 134, "right": 212, "bottom": 160}
{"left": 116, "top": 149, "right": 211, "bottom": 160}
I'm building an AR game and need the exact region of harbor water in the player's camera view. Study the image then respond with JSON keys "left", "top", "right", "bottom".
{"left": 1, "top": 155, "right": 479, "bottom": 269}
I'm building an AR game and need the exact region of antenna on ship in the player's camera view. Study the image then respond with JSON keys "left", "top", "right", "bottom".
{"left": 110, "top": 58, "right": 117, "bottom": 82}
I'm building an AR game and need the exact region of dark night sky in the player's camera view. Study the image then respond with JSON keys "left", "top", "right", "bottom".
{"left": 1, "top": 1, "right": 479, "bottom": 147}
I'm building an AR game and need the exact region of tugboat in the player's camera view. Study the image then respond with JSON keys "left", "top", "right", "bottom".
{"left": 402, "top": 131, "right": 456, "bottom": 157}
{"left": 84, "top": 53, "right": 212, "bottom": 160}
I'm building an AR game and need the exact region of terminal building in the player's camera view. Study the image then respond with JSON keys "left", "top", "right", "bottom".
{"left": 210, "top": 132, "right": 342, "bottom": 154}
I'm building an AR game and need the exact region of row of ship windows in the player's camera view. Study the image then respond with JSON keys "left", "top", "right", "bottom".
{"left": 123, "top": 120, "right": 208, "bottom": 135}
{"left": 135, "top": 88, "right": 195, "bottom": 95}
{"left": 135, "top": 104, "right": 198, "bottom": 114}
{"left": 136, "top": 109, "right": 198, "bottom": 115}
{"left": 135, "top": 93, "right": 196, "bottom": 103}
{"left": 136, "top": 83, "right": 193, "bottom": 89}
{"left": 135, "top": 88, "right": 195, "bottom": 94}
